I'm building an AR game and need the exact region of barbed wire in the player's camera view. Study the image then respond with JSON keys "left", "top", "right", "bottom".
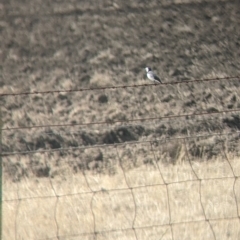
{"left": 0, "top": 76, "right": 239, "bottom": 97}
{"left": 1, "top": 116, "right": 224, "bottom": 137}
{"left": 2, "top": 130, "right": 240, "bottom": 156}
{"left": 2, "top": 107, "right": 240, "bottom": 131}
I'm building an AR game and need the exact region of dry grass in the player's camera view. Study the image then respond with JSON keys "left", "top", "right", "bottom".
{"left": 3, "top": 141, "right": 240, "bottom": 240}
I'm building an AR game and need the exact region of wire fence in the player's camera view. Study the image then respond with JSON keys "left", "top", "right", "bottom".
{"left": 0, "top": 76, "right": 239, "bottom": 97}
{"left": 2, "top": 74, "right": 240, "bottom": 239}
{"left": 3, "top": 136, "right": 240, "bottom": 240}
{"left": 2, "top": 106, "right": 240, "bottom": 131}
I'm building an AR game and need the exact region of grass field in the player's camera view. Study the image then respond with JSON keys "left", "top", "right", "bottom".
{"left": 1, "top": 0, "right": 240, "bottom": 239}
{"left": 3, "top": 139, "right": 240, "bottom": 239}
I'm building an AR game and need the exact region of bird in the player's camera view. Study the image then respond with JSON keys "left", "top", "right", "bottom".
{"left": 145, "top": 67, "right": 162, "bottom": 83}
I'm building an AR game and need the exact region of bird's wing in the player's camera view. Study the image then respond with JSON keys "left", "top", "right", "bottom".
{"left": 153, "top": 74, "right": 162, "bottom": 83}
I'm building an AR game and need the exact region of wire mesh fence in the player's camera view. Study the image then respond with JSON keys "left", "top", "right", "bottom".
{"left": 2, "top": 76, "right": 240, "bottom": 239}
{"left": 3, "top": 135, "right": 240, "bottom": 240}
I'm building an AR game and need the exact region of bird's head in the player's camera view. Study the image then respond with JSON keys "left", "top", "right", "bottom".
{"left": 145, "top": 67, "right": 151, "bottom": 72}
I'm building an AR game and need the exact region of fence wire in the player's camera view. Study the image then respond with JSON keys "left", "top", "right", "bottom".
{"left": 2, "top": 71, "right": 240, "bottom": 239}
{"left": 0, "top": 76, "right": 239, "bottom": 97}
{"left": 3, "top": 132, "right": 240, "bottom": 239}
